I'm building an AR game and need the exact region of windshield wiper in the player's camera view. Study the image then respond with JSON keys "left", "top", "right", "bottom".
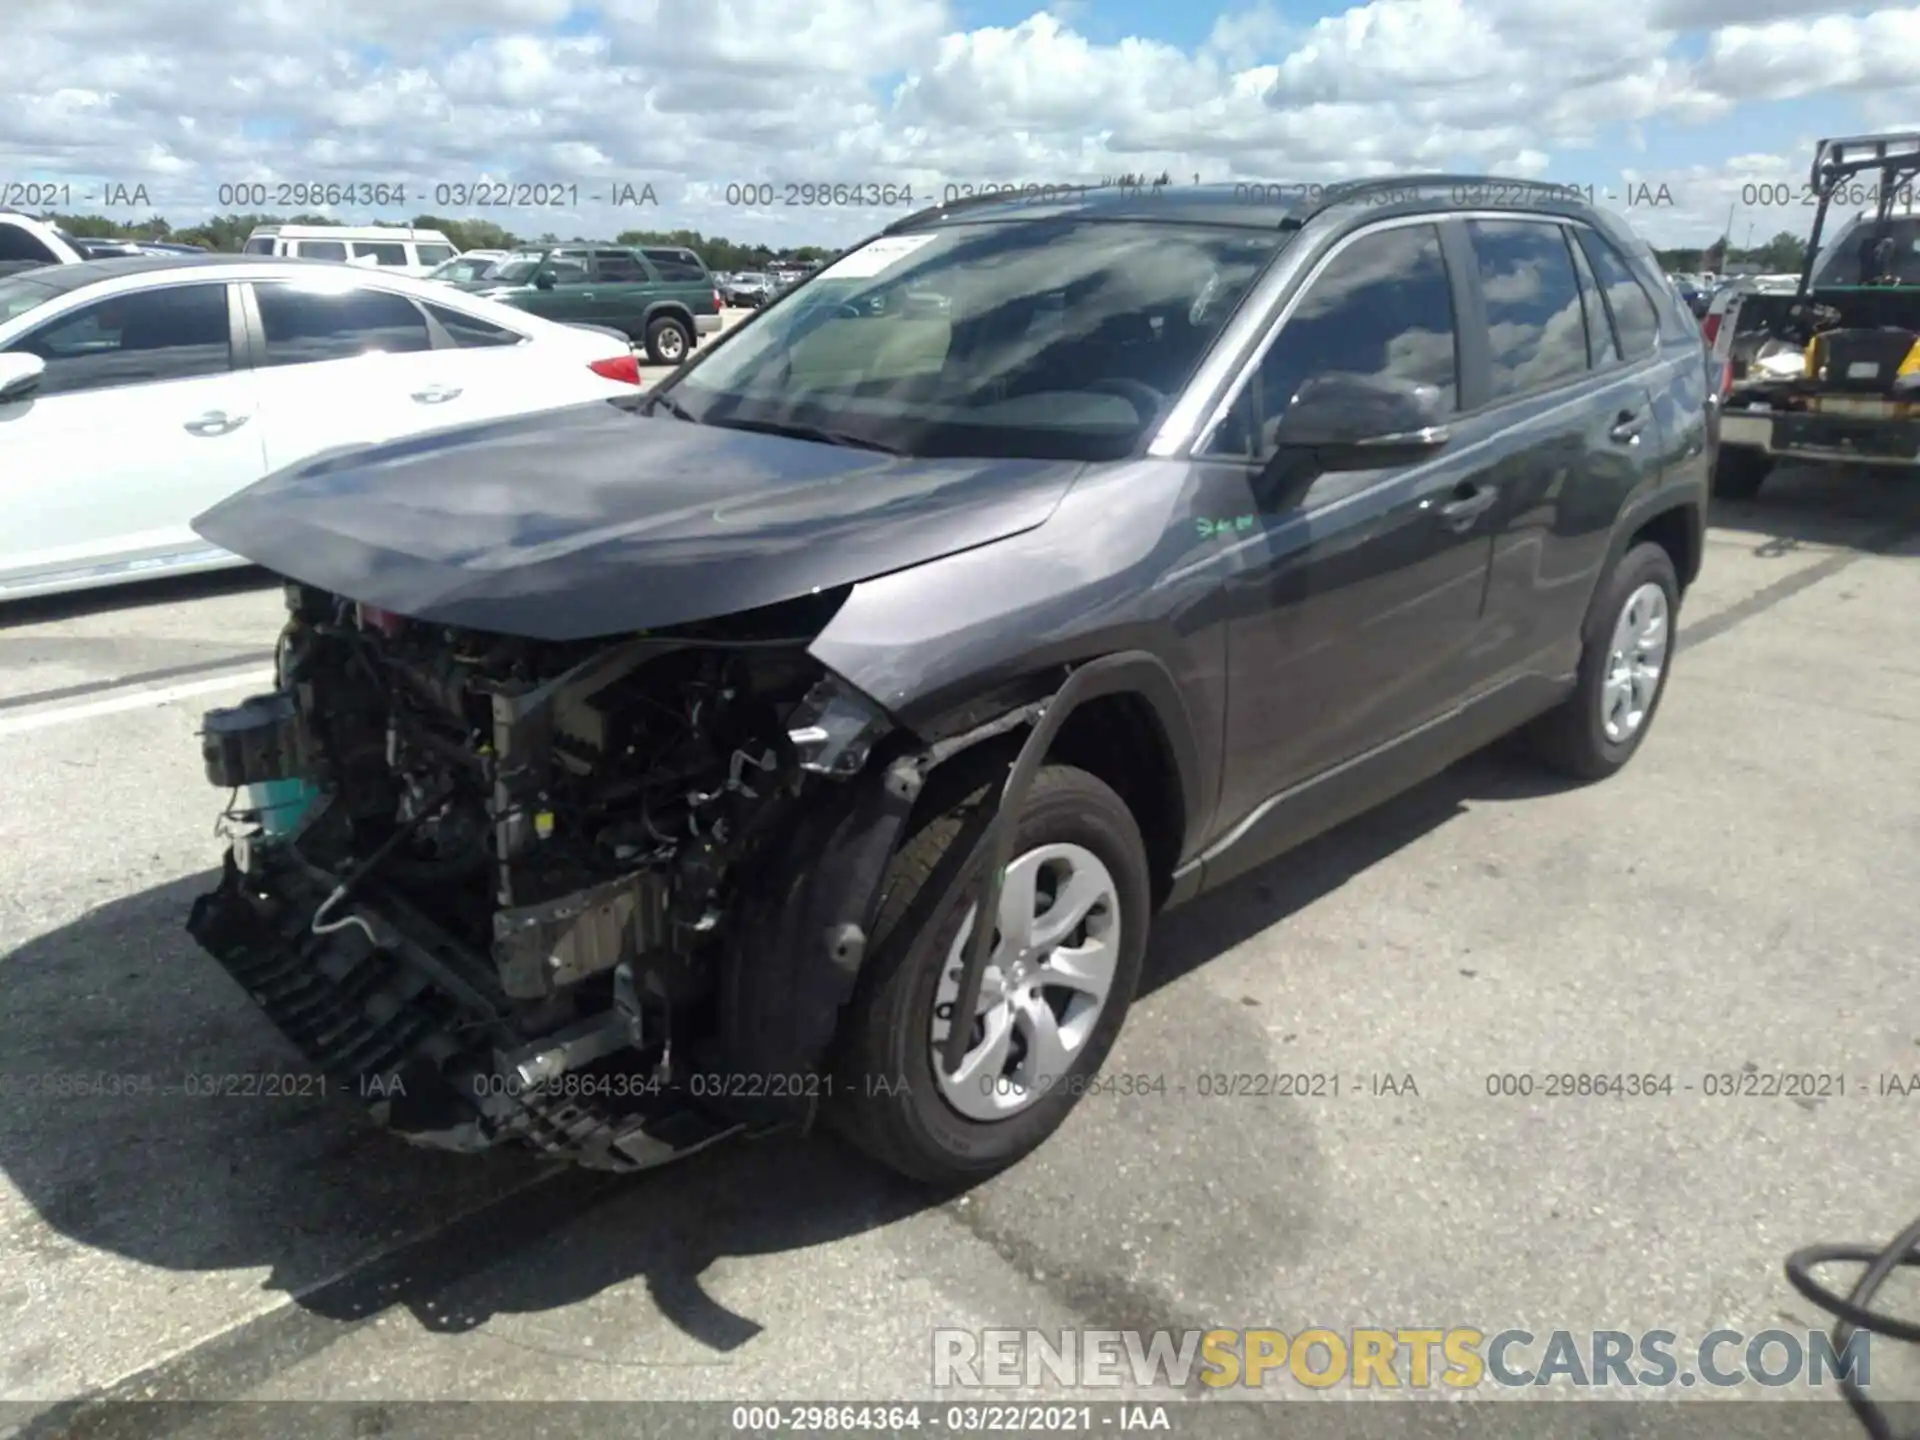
{"left": 645, "top": 391, "right": 699, "bottom": 422}
{"left": 702, "top": 417, "right": 904, "bottom": 454}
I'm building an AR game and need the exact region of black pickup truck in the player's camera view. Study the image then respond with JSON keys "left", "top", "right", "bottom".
{"left": 1708, "top": 132, "right": 1920, "bottom": 498}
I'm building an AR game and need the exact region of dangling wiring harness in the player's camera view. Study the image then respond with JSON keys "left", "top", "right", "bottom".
{"left": 1788, "top": 1212, "right": 1920, "bottom": 1439}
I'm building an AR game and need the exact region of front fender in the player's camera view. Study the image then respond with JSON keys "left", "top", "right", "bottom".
{"left": 712, "top": 650, "right": 1203, "bottom": 1116}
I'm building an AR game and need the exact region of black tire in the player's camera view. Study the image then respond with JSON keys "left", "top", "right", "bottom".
{"left": 1712, "top": 446, "right": 1770, "bottom": 500}
{"left": 644, "top": 315, "right": 691, "bottom": 365}
{"left": 829, "top": 764, "right": 1151, "bottom": 1186}
{"left": 1527, "top": 541, "right": 1680, "bottom": 782}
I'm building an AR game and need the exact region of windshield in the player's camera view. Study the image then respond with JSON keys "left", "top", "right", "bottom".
{"left": 1810, "top": 215, "right": 1920, "bottom": 286}
{"left": 667, "top": 220, "right": 1285, "bottom": 460}
{"left": 0, "top": 271, "right": 77, "bottom": 324}
{"left": 487, "top": 258, "right": 545, "bottom": 283}
{"left": 434, "top": 258, "right": 496, "bottom": 281}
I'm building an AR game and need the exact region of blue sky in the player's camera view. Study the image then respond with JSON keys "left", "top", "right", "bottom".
{"left": 6, "top": 0, "right": 1915, "bottom": 248}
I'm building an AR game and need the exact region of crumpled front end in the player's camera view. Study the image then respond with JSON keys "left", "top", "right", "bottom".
{"left": 186, "top": 580, "right": 905, "bottom": 1171}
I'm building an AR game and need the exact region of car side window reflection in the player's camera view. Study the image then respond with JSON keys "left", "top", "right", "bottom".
{"left": 1200, "top": 224, "right": 1458, "bottom": 461}
{"left": 1576, "top": 230, "right": 1661, "bottom": 360}
{"left": 253, "top": 284, "right": 432, "bottom": 366}
{"left": 1565, "top": 227, "right": 1621, "bottom": 367}
{"left": 1467, "top": 219, "right": 1591, "bottom": 399}
{"left": 10, "top": 284, "right": 233, "bottom": 397}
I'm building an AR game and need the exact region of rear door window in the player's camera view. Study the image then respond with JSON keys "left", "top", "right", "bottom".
{"left": 252, "top": 284, "right": 432, "bottom": 365}
{"left": 295, "top": 239, "right": 348, "bottom": 261}
{"left": 592, "top": 250, "right": 652, "bottom": 282}
{"left": 1466, "top": 219, "right": 1591, "bottom": 399}
{"left": 1564, "top": 228, "right": 1621, "bottom": 367}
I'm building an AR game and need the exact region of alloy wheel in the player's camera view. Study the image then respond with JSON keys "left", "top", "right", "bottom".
{"left": 928, "top": 843, "right": 1122, "bottom": 1121}
{"left": 1601, "top": 581, "right": 1670, "bottom": 743}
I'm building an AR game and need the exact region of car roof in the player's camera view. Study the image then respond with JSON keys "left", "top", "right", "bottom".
{"left": 885, "top": 175, "right": 1621, "bottom": 235}
{"left": 0, "top": 254, "right": 505, "bottom": 309}
{"left": 252, "top": 225, "right": 451, "bottom": 240}
{"left": 5, "top": 253, "right": 347, "bottom": 290}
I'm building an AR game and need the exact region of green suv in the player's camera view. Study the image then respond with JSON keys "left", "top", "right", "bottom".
{"left": 461, "top": 245, "right": 722, "bottom": 363}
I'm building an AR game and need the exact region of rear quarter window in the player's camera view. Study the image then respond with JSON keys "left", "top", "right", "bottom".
{"left": 1575, "top": 231, "right": 1662, "bottom": 358}
{"left": 645, "top": 252, "right": 709, "bottom": 282}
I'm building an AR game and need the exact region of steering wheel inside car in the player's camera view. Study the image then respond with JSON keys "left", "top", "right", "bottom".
{"left": 1084, "top": 377, "right": 1168, "bottom": 425}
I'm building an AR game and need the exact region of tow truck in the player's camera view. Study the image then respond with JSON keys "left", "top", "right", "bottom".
{"left": 1707, "top": 132, "right": 1920, "bottom": 498}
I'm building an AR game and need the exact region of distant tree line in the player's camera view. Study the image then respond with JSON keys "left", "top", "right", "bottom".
{"left": 1654, "top": 231, "right": 1809, "bottom": 273}
{"left": 41, "top": 208, "right": 1816, "bottom": 278}
{"left": 37, "top": 211, "right": 837, "bottom": 269}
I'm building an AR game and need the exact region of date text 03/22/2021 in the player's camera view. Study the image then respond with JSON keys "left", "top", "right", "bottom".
{"left": 210, "top": 181, "right": 661, "bottom": 209}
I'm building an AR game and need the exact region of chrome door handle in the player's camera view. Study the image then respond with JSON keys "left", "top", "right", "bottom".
{"left": 1610, "top": 410, "right": 1648, "bottom": 443}
{"left": 1431, "top": 484, "right": 1497, "bottom": 530}
{"left": 184, "top": 410, "right": 249, "bottom": 436}
{"left": 411, "top": 386, "right": 463, "bottom": 404}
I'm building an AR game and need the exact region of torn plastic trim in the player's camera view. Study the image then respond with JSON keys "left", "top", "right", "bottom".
{"left": 937, "top": 652, "right": 1161, "bottom": 1077}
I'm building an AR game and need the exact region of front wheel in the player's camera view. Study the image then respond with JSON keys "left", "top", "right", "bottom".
{"left": 830, "top": 764, "right": 1151, "bottom": 1185}
{"left": 1526, "top": 541, "right": 1680, "bottom": 781}
{"left": 644, "top": 315, "right": 690, "bottom": 365}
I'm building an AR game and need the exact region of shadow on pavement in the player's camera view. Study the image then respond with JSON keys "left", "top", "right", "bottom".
{"left": 1706, "top": 462, "right": 1920, "bottom": 556}
{"left": 0, "top": 745, "right": 1570, "bottom": 1393}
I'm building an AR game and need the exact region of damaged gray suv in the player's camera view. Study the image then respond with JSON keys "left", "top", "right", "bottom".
{"left": 188, "top": 178, "right": 1710, "bottom": 1184}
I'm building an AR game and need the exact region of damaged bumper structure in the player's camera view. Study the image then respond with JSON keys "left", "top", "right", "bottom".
{"left": 187, "top": 582, "right": 930, "bottom": 1171}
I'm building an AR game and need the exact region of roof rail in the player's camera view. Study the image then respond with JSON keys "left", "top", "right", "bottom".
{"left": 1810, "top": 133, "right": 1920, "bottom": 189}
{"left": 885, "top": 177, "right": 1151, "bottom": 233}
{"left": 880, "top": 169, "right": 1602, "bottom": 237}
{"left": 1291, "top": 172, "right": 1598, "bottom": 224}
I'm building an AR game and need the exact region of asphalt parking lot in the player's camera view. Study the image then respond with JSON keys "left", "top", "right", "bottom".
{"left": 0, "top": 457, "right": 1917, "bottom": 1430}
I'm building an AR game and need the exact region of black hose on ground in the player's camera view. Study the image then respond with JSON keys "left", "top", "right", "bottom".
{"left": 1787, "top": 1212, "right": 1920, "bottom": 1440}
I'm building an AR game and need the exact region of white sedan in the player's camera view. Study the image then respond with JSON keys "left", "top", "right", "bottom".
{"left": 0, "top": 254, "right": 644, "bottom": 602}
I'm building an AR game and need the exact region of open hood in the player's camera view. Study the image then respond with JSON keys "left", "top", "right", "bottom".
{"left": 191, "top": 399, "right": 1081, "bottom": 641}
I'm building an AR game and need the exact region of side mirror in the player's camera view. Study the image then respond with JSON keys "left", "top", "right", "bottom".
{"left": 533, "top": 271, "right": 556, "bottom": 291}
{"left": 0, "top": 352, "right": 46, "bottom": 404}
{"left": 1268, "top": 372, "right": 1452, "bottom": 471}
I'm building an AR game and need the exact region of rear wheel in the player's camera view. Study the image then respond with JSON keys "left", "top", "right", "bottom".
{"left": 1528, "top": 541, "right": 1679, "bottom": 781}
{"left": 830, "top": 764, "right": 1151, "bottom": 1185}
{"left": 1712, "top": 446, "right": 1771, "bottom": 500}
{"left": 644, "top": 315, "right": 690, "bottom": 365}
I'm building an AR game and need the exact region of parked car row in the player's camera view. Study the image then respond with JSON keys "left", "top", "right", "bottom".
{"left": 1, "top": 209, "right": 208, "bottom": 276}
{"left": 715, "top": 271, "right": 774, "bottom": 306}
{"left": 434, "top": 243, "right": 724, "bottom": 363}
{"left": 0, "top": 254, "right": 647, "bottom": 601}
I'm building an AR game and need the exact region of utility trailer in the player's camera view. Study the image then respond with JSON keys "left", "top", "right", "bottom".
{"left": 1706, "top": 132, "right": 1920, "bottom": 498}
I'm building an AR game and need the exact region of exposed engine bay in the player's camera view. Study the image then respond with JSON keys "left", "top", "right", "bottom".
{"left": 186, "top": 581, "right": 917, "bottom": 1170}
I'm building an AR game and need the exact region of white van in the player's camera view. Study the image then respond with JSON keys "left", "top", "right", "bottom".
{"left": 241, "top": 225, "right": 458, "bottom": 277}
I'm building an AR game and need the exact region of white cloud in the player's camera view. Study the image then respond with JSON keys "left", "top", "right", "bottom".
{"left": 3, "top": 0, "right": 1918, "bottom": 251}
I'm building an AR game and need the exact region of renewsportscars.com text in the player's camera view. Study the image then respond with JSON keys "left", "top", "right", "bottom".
{"left": 931, "top": 1327, "right": 1872, "bottom": 1392}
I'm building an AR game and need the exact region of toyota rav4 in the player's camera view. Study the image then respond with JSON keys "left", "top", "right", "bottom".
{"left": 185, "top": 178, "right": 1711, "bottom": 1185}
